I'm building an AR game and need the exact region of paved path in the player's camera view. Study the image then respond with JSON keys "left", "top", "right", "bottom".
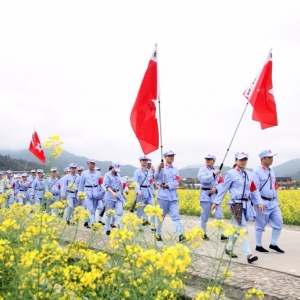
{"left": 60, "top": 213, "right": 300, "bottom": 299}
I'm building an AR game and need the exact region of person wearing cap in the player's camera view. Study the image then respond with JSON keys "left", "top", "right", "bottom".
{"left": 27, "top": 170, "right": 36, "bottom": 203}
{"left": 103, "top": 162, "right": 125, "bottom": 235}
{"left": 45, "top": 168, "right": 61, "bottom": 215}
{"left": 30, "top": 169, "right": 45, "bottom": 205}
{"left": 79, "top": 159, "right": 103, "bottom": 229}
{"left": 0, "top": 172, "right": 4, "bottom": 195}
{"left": 197, "top": 154, "right": 226, "bottom": 241}
{"left": 251, "top": 150, "right": 284, "bottom": 254}
{"left": 3, "top": 170, "right": 16, "bottom": 208}
{"left": 61, "top": 163, "right": 81, "bottom": 225}
{"left": 141, "top": 158, "right": 156, "bottom": 225}
{"left": 77, "top": 166, "right": 85, "bottom": 177}
{"left": 211, "top": 152, "right": 264, "bottom": 264}
{"left": 133, "top": 155, "right": 156, "bottom": 231}
{"left": 154, "top": 151, "right": 186, "bottom": 243}
{"left": 15, "top": 173, "right": 29, "bottom": 205}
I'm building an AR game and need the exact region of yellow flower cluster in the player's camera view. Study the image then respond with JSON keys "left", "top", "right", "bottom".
{"left": 144, "top": 204, "right": 163, "bottom": 222}
{"left": 44, "top": 191, "right": 54, "bottom": 200}
{"left": 121, "top": 212, "right": 143, "bottom": 230}
{"left": 245, "top": 288, "right": 264, "bottom": 299}
{"left": 73, "top": 206, "right": 90, "bottom": 222}
{"left": 77, "top": 191, "right": 87, "bottom": 201}
{"left": 183, "top": 227, "right": 204, "bottom": 247}
{"left": 43, "top": 135, "right": 63, "bottom": 159}
{"left": 110, "top": 228, "right": 133, "bottom": 249}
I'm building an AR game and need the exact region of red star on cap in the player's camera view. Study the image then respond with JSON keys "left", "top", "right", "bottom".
{"left": 269, "top": 150, "right": 271, "bottom": 153}
{"left": 241, "top": 152, "right": 244, "bottom": 154}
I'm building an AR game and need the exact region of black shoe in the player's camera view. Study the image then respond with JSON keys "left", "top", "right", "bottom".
{"left": 247, "top": 255, "right": 258, "bottom": 264}
{"left": 106, "top": 230, "right": 111, "bottom": 236}
{"left": 110, "top": 224, "right": 117, "bottom": 228}
{"left": 142, "top": 219, "right": 148, "bottom": 226}
{"left": 203, "top": 234, "right": 210, "bottom": 241}
{"left": 179, "top": 235, "right": 187, "bottom": 243}
{"left": 98, "top": 221, "right": 105, "bottom": 225}
{"left": 66, "top": 220, "right": 70, "bottom": 225}
{"left": 84, "top": 222, "right": 91, "bottom": 229}
{"left": 156, "top": 234, "right": 163, "bottom": 241}
{"left": 225, "top": 249, "right": 238, "bottom": 258}
{"left": 269, "top": 244, "right": 285, "bottom": 253}
{"left": 221, "top": 234, "right": 228, "bottom": 241}
{"left": 256, "top": 246, "right": 269, "bottom": 253}
{"left": 151, "top": 228, "right": 156, "bottom": 232}
{"left": 138, "top": 228, "right": 144, "bottom": 232}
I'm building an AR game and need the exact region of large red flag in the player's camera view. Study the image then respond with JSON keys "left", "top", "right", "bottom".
{"left": 29, "top": 130, "right": 46, "bottom": 163}
{"left": 130, "top": 44, "right": 159, "bottom": 155}
{"left": 243, "top": 49, "right": 278, "bottom": 129}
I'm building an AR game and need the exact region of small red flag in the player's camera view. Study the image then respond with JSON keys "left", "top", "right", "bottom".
{"left": 243, "top": 49, "right": 278, "bottom": 129}
{"left": 274, "top": 181, "right": 279, "bottom": 190}
{"left": 130, "top": 44, "right": 159, "bottom": 155}
{"left": 218, "top": 176, "right": 224, "bottom": 184}
{"left": 250, "top": 181, "right": 257, "bottom": 192}
{"left": 29, "top": 130, "right": 46, "bottom": 163}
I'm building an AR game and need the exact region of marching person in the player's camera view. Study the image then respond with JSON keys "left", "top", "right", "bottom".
{"left": 252, "top": 150, "right": 284, "bottom": 253}
{"left": 133, "top": 155, "right": 156, "bottom": 231}
{"left": 211, "top": 152, "right": 264, "bottom": 264}
{"left": 4, "top": 170, "right": 16, "bottom": 208}
{"left": 27, "top": 170, "right": 36, "bottom": 204}
{"left": 16, "top": 173, "right": 29, "bottom": 205}
{"left": 79, "top": 159, "right": 103, "bottom": 228}
{"left": 154, "top": 150, "right": 186, "bottom": 242}
{"left": 0, "top": 172, "right": 4, "bottom": 195}
{"left": 103, "top": 162, "right": 125, "bottom": 235}
{"left": 30, "top": 169, "right": 45, "bottom": 205}
{"left": 61, "top": 163, "right": 81, "bottom": 224}
{"left": 197, "top": 154, "right": 226, "bottom": 241}
{"left": 77, "top": 166, "right": 85, "bottom": 177}
{"left": 45, "top": 167, "right": 61, "bottom": 215}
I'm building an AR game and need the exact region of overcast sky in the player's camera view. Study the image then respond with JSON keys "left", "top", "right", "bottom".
{"left": 1, "top": 1, "right": 300, "bottom": 169}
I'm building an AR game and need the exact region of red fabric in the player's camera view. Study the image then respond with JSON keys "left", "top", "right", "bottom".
{"left": 174, "top": 175, "right": 180, "bottom": 182}
{"left": 58, "top": 184, "right": 61, "bottom": 189}
{"left": 217, "top": 176, "right": 224, "bottom": 184}
{"left": 13, "top": 183, "right": 16, "bottom": 188}
{"left": 274, "top": 181, "right": 279, "bottom": 190}
{"left": 243, "top": 50, "right": 278, "bottom": 129}
{"left": 99, "top": 178, "right": 103, "bottom": 185}
{"left": 130, "top": 45, "right": 159, "bottom": 155}
{"left": 122, "top": 182, "right": 128, "bottom": 189}
{"left": 250, "top": 181, "right": 257, "bottom": 192}
{"left": 29, "top": 131, "right": 46, "bottom": 163}
{"left": 150, "top": 178, "right": 153, "bottom": 184}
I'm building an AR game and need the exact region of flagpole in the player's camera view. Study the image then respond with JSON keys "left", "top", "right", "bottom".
{"left": 157, "top": 95, "right": 164, "bottom": 162}
{"left": 218, "top": 101, "right": 249, "bottom": 170}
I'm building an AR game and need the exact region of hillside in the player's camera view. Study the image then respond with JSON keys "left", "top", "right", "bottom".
{"left": 0, "top": 154, "right": 44, "bottom": 172}
{"left": 272, "top": 159, "right": 300, "bottom": 177}
{"left": 0, "top": 149, "right": 138, "bottom": 176}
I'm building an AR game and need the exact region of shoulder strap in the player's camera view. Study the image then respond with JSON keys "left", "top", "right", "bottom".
{"left": 259, "top": 171, "right": 271, "bottom": 191}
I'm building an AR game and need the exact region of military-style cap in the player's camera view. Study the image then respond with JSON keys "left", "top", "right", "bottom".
{"left": 15, "top": 174, "right": 22, "bottom": 178}
{"left": 235, "top": 152, "right": 249, "bottom": 160}
{"left": 37, "top": 169, "right": 44, "bottom": 173}
{"left": 259, "top": 150, "right": 277, "bottom": 159}
{"left": 0, "top": 172, "right": 3, "bottom": 175}
{"left": 87, "top": 159, "right": 96, "bottom": 164}
{"left": 6, "top": 170, "right": 12, "bottom": 174}
{"left": 112, "top": 162, "right": 121, "bottom": 172}
{"left": 69, "top": 163, "right": 77, "bottom": 168}
{"left": 163, "top": 150, "right": 176, "bottom": 157}
{"left": 139, "top": 155, "right": 149, "bottom": 161}
{"left": 64, "top": 167, "right": 70, "bottom": 173}
{"left": 51, "top": 167, "right": 57, "bottom": 172}
{"left": 147, "top": 158, "right": 152, "bottom": 163}
{"left": 204, "top": 154, "right": 216, "bottom": 161}
{"left": 77, "top": 166, "right": 85, "bottom": 171}
{"left": 30, "top": 169, "right": 36, "bottom": 173}
{"left": 22, "top": 173, "right": 28, "bottom": 177}
{"left": 95, "top": 167, "right": 101, "bottom": 171}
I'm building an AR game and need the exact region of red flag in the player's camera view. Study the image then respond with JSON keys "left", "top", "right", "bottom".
{"left": 243, "top": 49, "right": 278, "bottom": 129}
{"left": 29, "top": 131, "right": 46, "bottom": 163}
{"left": 130, "top": 44, "right": 159, "bottom": 155}
{"left": 217, "top": 176, "right": 224, "bottom": 184}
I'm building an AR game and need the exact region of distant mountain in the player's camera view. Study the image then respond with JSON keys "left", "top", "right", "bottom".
{"left": 179, "top": 165, "right": 238, "bottom": 178}
{"left": 0, "top": 149, "right": 138, "bottom": 177}
{"left": 272, "top": 159, "right": 300, "bottom": 177}
{"left": 0, "top": 154, "right": 44, "bottom": 172}
{"left": 180, "top": 164, "right": 205, "bottom": 170}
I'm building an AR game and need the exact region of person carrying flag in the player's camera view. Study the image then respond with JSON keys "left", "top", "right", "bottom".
{"left": 211, "top": 152, "right": 264, "bottom": 264}
{"left": 198, "top": 154, "right": 226, "bottom": 241}
{"left": 154, "top": 151, "right": 186, "bottom": 243}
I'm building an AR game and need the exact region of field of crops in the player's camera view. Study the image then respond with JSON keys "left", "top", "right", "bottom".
{"left": 124, "top": 189, "right": 300, "bottom": 226}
